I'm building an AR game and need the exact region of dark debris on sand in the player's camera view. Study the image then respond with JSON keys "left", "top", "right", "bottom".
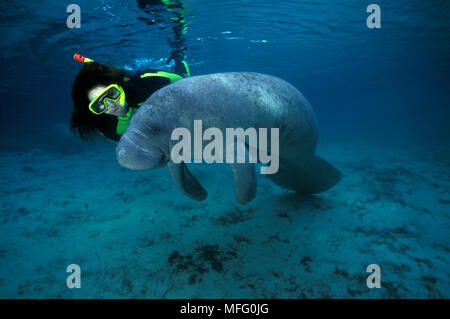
{"left": 167, "top": 244, "right": 238, "bottom": 285}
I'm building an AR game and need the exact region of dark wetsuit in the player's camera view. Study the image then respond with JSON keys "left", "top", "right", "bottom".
{"left": 96, "top": 69, "right": 185, "bottom": 142}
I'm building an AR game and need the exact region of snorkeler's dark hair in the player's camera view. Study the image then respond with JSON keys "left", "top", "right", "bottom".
{"left": 70, "top": 62, "right": 126, "bottom": 140}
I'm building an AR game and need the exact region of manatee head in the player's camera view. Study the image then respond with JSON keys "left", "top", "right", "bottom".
{"left": 116, "top": 107, "right": 172, "bottom": 170}
{"left": 116, "top": 127, "right": 167, "bottom": 170}
{"left": 116, "top": 86, "right": 187, "bottom": 171}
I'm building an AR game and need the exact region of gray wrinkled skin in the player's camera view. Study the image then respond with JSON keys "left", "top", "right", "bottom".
{"left": 116, "top": 72, "right": 341, "bottom": 204}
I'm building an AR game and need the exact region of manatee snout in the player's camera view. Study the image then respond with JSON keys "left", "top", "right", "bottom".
{"left": 116, "top": 128, "right": 166, "bottom": 170}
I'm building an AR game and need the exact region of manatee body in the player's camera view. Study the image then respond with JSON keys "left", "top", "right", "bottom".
{"left": 116, "top": 72, "right": 341, "bottom": 204}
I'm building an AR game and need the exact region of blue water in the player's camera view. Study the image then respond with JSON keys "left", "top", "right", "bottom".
{"left": 0, "top": 0, "right": 449, "bottom": 298}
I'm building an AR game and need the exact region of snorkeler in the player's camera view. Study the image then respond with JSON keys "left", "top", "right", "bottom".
{"left": 70, "top": 54, "right": 190, "bottom": 142}
{"left": 70, "top": 0, "right": 190, "bottom": 143}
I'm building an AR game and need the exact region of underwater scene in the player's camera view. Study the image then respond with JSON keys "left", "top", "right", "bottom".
{"left": 0, "top": 0, "right": 449, "bottom": 299}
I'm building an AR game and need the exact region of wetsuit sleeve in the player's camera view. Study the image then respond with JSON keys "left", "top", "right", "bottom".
{"left": 95, "top": 115, "right": 121, "bottom": 142}
{"left": 123, "top": 71, "right": 172, "bottom": 108}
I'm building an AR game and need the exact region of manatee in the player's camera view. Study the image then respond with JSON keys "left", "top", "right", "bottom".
{"left": 116, "top": 72, "right": 341, "bottom": 204}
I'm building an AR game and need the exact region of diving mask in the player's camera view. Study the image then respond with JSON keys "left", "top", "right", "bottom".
{"left": 88, "top": 84, "right": 126, "bottom": 115}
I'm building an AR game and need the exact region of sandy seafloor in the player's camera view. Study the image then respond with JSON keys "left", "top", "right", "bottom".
{"left": 0, "top": 124, "right": 448, "bottom": 298}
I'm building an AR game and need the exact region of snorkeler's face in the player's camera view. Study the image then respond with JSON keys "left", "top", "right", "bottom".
{"left": 88, "top": 85, "right": 127, "bottom": 116}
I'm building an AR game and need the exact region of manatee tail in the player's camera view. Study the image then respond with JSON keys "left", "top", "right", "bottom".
{"left": 266, "top": 155, "right": 341, "bottom": 194}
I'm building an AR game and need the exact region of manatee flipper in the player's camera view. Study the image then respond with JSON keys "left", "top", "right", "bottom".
{"left": 229, "top": 162, "right": 257, "bottom": 204}
{"left": 267, "top": 155, "right": 341, "bottom": 195}
{"left": 168, "top": 161, "right": 208, "bottom": 201}
{"left": 227, "top": 141, "right": 257, "bottom": 204}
